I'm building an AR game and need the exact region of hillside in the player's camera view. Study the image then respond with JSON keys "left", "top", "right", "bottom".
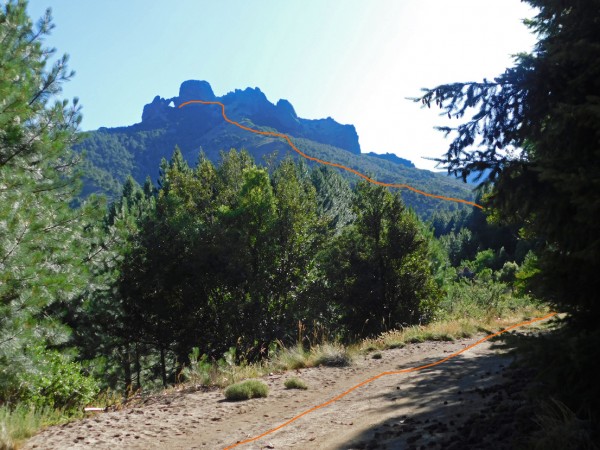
{"left": 76, "top": 80, "right": 473, "bottom": 218}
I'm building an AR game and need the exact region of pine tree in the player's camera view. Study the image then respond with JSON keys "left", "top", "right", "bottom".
{"left": 323, "top": 182, "right": 439, "bottom": 337}
{"left": 0, "top": 0, "right": 100, "bottom": 401}
{"left": 416, "top": 0, "right": 600, "bottom": 323}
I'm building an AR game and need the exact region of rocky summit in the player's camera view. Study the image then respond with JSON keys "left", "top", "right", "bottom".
{"left": 140, "top": 80, "right": 360, "bottom": 154}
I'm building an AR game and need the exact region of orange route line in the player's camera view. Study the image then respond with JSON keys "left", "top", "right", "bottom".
{"left": 178, "top": 100, "right": 484, "bottom": 209}
{"left": 222, "top": 312, "right": 557, "bottom": 449}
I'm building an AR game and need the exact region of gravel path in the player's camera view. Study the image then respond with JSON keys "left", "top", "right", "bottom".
{"left": 24, "top": 332, "right": 537, "bottom": 450}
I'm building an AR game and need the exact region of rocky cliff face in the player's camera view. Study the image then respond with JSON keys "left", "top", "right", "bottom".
{"left": 139, "top": 80, "right": 361, "bottom": 155}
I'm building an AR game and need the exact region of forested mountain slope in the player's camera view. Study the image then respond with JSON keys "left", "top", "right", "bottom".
{"left": 76, "top": 80, "right": 473, "bottom": 218}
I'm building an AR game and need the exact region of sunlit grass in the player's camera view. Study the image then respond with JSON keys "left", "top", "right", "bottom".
{"left": 310, "top": 343, "right": 352, "bottom": 367}
{"left": 284, "top": 377, "right": 308, "bottom": 390}
{"left": 224, "top": 380, "right": 268, "bottom": 401}
{"left": 359, "top": 304, "right": 549, "bottom": 353}
{"left": 0, "top": 404, "right": 73, "bottom": 450}
{"left": 272, "top": 344, "right": 309, "bottom": 371}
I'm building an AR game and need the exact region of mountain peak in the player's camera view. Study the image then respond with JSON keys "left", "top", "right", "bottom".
{"left": 139, "top": 79, "right": 361, "bottom": 155}
{"left": 176, "top": 80, "right": 215, "bottom": 105}
{"left": 276, "top": 99, "right": 297, "bottom": 118}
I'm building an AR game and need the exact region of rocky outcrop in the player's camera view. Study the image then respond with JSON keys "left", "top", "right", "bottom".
{"left": 176, "top": 80, "right": 216, "bottom": 105}
{"left": 141, "top": 95, "right": 172, "bottom": 124}
{"left": 140, "top": 80, "right": 362, "bottom": 155}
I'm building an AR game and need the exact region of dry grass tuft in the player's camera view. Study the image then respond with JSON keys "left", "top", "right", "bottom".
{"left": 531, "top": 399, "right": 597, "bottom": 450}
{"left": 310, "top": 343, "right": 352, "bottom": 367}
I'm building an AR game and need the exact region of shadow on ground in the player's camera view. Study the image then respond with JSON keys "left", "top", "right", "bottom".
{"left": 332, "top": 330, "right": 545, "bottom": 450}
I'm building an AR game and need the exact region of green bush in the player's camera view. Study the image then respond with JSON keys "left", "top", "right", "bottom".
{"left": 182, "top": 348, "right": 214, "bottom": 385}
{"left": 224, "top": 380, "right": 268, "bottom": 401}
{"left": 17, "top": 347, "right": 98, "bottom": 412}
{"left": 497, "top": 261, "right": 519, "bottom": 284}
{"left": 436, "top": 278, "right": 539, "bottom": 320}
{"left": 284, "top": 377, "right": 308, "bottom": 390}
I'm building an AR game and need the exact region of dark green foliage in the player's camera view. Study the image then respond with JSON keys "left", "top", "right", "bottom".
{"left": 430, "top": 190, "right": 531, "bottom": 268}
{"left": 321, "top": 181, "right": 440, "bottom": 337}
{"left": 311, "top": 166, "right": 354, "bottom": 232}
{"left": 72, "top": 176, "right": 155, "bottom": 391}
{"left": 88, "top": 148, "right": 441, "bottom": 388}
{"left": 0, "top": 0, "right": 100, "bottom": 407}
{"left": 416, "top": 0, "right": 600, "bottom": 323}
{"left": 74, "top": 109, "right": 474, "bottom": 219}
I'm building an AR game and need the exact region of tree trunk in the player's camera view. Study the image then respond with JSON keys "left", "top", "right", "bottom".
{"left": 123, "top": 344, "right": 132, "bottom": 394}
{"left": 160, "top": 346, "right": 167, "bottom": 387}
{"left": 134, "top": 343, "right": 142, "bottom": 390}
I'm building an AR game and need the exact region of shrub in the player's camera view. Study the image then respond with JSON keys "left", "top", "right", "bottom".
{"left": 17, "top": 347, "right": 98, "bottom": 412}
{"left": 224, "top": 380, "right": 268, "bottom": 401}
{"left": 497, "top": 261, "right": 519, "bottom": 284}
{"left": 182, "top": 348, "right": 214, "bottom": 386}
{"left": 371, "top": 352, "right": 382, "bottom": 360}
{"left": 284, "top": 378, "right": 307, "bottom": 390}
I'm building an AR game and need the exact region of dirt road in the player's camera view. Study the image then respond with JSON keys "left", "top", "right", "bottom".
{"left": 24, "top": 333, "right": 533, "bottom": 450}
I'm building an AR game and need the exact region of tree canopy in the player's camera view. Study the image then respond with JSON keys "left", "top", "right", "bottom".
{"left": 0, "top": 0, "right": 101, "bottom": 405}
{"left": 416, "top": 0, "right": 600, "bottom": 323}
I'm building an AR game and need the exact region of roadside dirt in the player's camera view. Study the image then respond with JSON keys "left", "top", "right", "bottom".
{"left": 23, "top": 332, "right": 539, "bottom": 450}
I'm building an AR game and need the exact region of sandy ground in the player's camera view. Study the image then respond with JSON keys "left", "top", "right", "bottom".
{"left": 23, "top": 332, "right": 536, "bottom": 450}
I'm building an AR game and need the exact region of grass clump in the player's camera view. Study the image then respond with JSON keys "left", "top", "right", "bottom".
{"left": 223, "top": 380, "right": 268, "bottom": 401}
{"left": 387, "top": 341, "right": 405, "bottom": 349}
{"left": 272, "top": 344, "right": 309, "bottom": 370}
{"left": 182, "top": 347, "right": 267, "bottom": 388}
{"left": 0, "top": 404, "right": 69, "bottom": 450}
{"left": 311, "top": 343, "right": 352, "bottom": 367}
{"left": 371, "top": 352, "right": 383, "bottom": 360}
{"left": 284, "top": 377, "right": 308, "bottom": 390}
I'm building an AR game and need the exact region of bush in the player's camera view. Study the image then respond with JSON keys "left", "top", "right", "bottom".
{"left": 436, "top": 279, "right": 519, "bottom": 320}
{"left": 182, "top": 348, "right": 214, "bottom": 386}
{"left": 497, "top": 261, "right": 519, "bottom": 284}
{"left": 284, "top": 378, "right": 308, "bottom": 390}
{"left": 16, "top": 347, "right": 98, "bottom": 412}
{"left": 224, "top": 380, "right": 268, "bottom": 401}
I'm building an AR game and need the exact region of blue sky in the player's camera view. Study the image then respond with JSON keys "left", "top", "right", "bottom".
{"left": 27, "top": 0, "right": 536, "bottom": 170}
